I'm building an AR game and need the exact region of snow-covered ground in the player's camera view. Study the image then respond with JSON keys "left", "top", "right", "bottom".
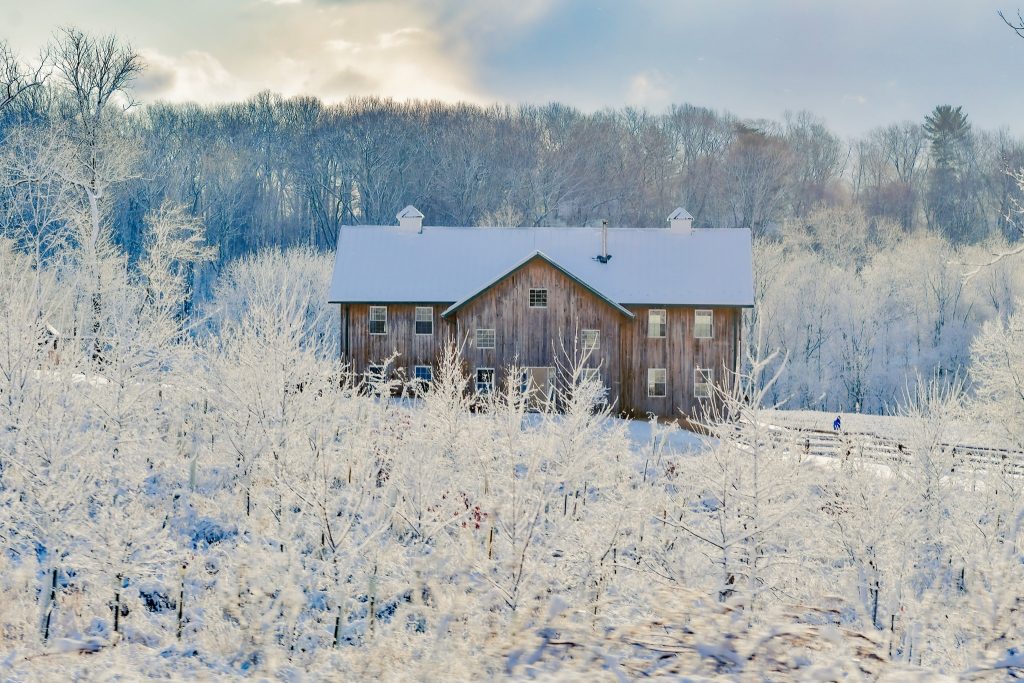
{"left": 620, "top": 416, "right": 708, "bottom": 454}
{"left": 760, "top": 408, "right": 1016, "bottom": 450}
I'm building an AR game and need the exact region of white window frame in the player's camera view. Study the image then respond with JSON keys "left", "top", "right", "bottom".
{"left": 581, "top": 329, "right": 600, "bottom": 352}
{"left": 414, "top": 365, "right": 432, "bottom": 383}
{"left": 694, "top": 309, "right": 713, "bottom": 339}
{"left": 476, "top": 328, "right": 496, "bottom": 349}
{"left": 475, "top": 367, "right": 495, "bottom": 394}
{"left": 648, "top": 368, "right": 667, "bottom": 398}
{"left": 415, "top": 306, "right": 433, "bottom": 335}
{"left": 648, "top": 309, "right": 667, "bottom": 338}
{"left": 368, "top": 306, "right": 387, "bottom": 335}
{"left": 695, "top": 368, "right": 713, "bottom": 399}
{"left": 581, "top": 368, "right": 601, "bottom": 385}
{"left": 528, "top": 288, "right": 548, "bottom": 309}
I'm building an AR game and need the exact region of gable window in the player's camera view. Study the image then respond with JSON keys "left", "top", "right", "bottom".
{"left": 581, "top": 329, "right": 600, "bottom": 352}
{"left": 476, "top": 328, "right": 496, "bottom": 349}
{"left": 369, "top": 306, "right": 387, "bottom": 335}
{"left": 648, "top": 368, "right": 667, "bottom": 398}
{"left": 415, "top": 307, "right": 433, "bottom": 335}
{"left": 694, "top": 309, "right": 713, "bottom": 339}
{"left": 529, "top": 288, "right": 548, "bottom": 308}
{"left": 414, "top": 365, "right": 432, "bottom": 391}
{"left": 695, "top": 368, "right": 713, "bottom": 399}
{"left": 475, "top": 368, "right": 495, "bottom": 394}
{"left": 648, "top": 309, "right": 667, "bottom": 338}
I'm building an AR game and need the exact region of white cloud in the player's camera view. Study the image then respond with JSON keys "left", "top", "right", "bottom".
{"left": 133, "top": 2, "right": 483, "bottom": 106}
{"left": 136, "top": 48, "right": 247, "bottom": 104}
{"left": 377, "top": 27, "right": 425, "bottom": 49}
{"left": 627, "top": 70, "right": 671, "bottom": 109}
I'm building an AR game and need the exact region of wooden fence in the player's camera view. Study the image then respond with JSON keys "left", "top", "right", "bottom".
{"left": 721, "top": 416, "right": 1024, "bottom": 478}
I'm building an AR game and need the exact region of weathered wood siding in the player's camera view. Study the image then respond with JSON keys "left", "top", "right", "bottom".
{"left": 337, "top": 261, "right": 743, "bottom": 419}
{"left": 619, "top": 306, "right": 740, "bottom": 419}
{"left": 450, "top": 258, "right": 627, "bottom": 405}
{"left": 341, "top": 303, "right": 454, "bottom": 377}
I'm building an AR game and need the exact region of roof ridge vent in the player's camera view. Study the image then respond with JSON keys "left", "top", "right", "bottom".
{"left": 397, "top": 205, "right": 424, "bottom": 233}
{"left": 667, "top": 207, "right": 694, "bottom": 234}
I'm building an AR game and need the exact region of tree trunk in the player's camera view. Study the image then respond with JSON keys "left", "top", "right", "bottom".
{"left": 42, "top": 567, "right": 58, "bottom": 642}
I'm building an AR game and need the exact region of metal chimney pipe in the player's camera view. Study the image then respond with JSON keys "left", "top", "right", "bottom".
{"left": 601, "top": 219, "right": 608, "bottom": 260}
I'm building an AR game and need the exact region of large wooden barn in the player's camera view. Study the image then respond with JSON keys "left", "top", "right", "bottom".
{"left": 328, "top": 206, "right": 754, "bottom": 419}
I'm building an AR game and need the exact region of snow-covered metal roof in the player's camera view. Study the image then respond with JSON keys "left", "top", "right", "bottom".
{"left": 328, "top": 223, "right": 754, "bottom": 307}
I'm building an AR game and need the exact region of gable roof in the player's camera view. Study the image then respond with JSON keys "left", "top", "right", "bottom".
{"left": 442, "top": 251, "right": 635, "bottom": 319}
{"left": 328, "top": 224, "right": 754, "bottom": 307}
{"left": 667, "top": 207, "right": 693, "bottom": 221}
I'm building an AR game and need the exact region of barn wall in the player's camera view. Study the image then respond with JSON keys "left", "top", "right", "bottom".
{"left": 449, "top": 258, "right": 626, "bottom": 406}
{"left": 338, "top": 265, "right": 743, "bottom": 419}
{"left": 343, "top": 303, "right": 454, "bottom": 378}
{"left": 620, "top": 306, "right": 740, "bottom": 419}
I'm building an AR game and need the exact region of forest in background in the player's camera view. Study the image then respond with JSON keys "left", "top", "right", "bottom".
{"left": 2, "top": 30, "right": 1024, "bottom": 413}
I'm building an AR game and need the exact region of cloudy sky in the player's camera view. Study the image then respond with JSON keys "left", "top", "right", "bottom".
{"left": 3, "top": 0, "right": 1023, "bottom": 136}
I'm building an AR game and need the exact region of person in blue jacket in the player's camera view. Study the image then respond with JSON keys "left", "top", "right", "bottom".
{"left": 833, "top": 415, "right": 842, "bottom": 431}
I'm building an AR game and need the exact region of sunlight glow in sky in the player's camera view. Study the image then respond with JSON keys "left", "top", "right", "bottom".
{"left": 3, "top": 0, "right": 1023, "bottom": 135}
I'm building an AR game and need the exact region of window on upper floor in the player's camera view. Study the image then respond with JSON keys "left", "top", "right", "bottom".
{"left": 476, "top": 328, "right": 496, "bottom": 349}
{"left": 648, "top": 309, "right": 667, "bottom": 338}
{"left": 695, "top": 309, "right": 713, "bottom": 339}
{"left": 415, "top": 307, "right": 433, "bottom": 335}
{"left": 648, "top": 368, "right": 667, "bottom": 398}
{"left": 695, "top": 367, "right": 713, "bottom": 399}
{"left": 582, "top": 329, "right": 600, "bottom": 352}
{"left": 529, "top": 288, "right": 548, "bottom": 308}
{"left": 369, "top": 306, "right": 387, "bottom": 335}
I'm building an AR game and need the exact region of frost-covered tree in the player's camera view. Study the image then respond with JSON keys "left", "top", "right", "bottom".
{"left": 970, "top": 302, "right": 1024, "bottom": 451}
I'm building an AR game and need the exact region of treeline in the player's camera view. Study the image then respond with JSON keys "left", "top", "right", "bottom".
{"left": 89, "top": 98, "right": 1024, "bottom": 251}
{"left": 3, "top": 37, "right": 1024, "bottom": 274}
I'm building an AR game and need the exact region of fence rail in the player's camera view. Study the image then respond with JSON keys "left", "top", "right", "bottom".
{"left": 720, "top": 417, "right": 1024, "bottom": 478}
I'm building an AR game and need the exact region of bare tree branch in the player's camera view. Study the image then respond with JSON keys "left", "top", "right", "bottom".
{"left": 0, "top": 40, "right": 48, "bottom": 113}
